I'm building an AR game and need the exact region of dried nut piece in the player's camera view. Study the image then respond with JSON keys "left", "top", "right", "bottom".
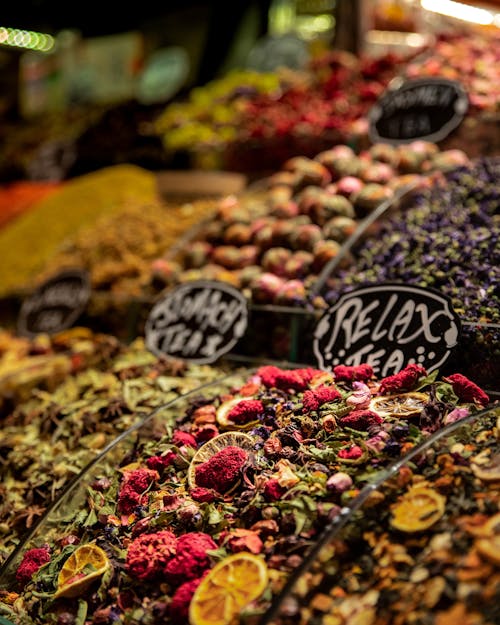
{"left": 390, "top": 484, "right": 446, "bottom": 533}
{"left": 187, "top": 432, "right": 254, "bottom": 489}
{"left": 54, "top": 544, "right": 110, "bottom": 598}
{"left": 370, "top": 392, "right": 429, "bottom": 418}
{"left": 470, "top": 450, "right": 500, "bottom": 482}
{"left": 189, "top": 552, "right": 268, "bottom": 625}
{"left": 475, "top": 513, "right": 500, "bottom": 566}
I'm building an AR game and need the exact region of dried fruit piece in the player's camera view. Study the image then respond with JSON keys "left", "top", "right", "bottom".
{"left": 390, "top": 484, "right": 446, "bottom": 532}
{"left": 470, "top": 450, "right": 500, "bottom": 482}
{"left": 475, "top": 513, "right": 500, "bottom": 566}
{"left": 187, "top": 432, "right": 254, "bottom": 489}
{"left": 55, "top": 544, "right": 109, "bottom": 598}
{"left": 189, "top": 552, "right": 268, "bottom": 625}
{"left": 370, "top": 392, "right": 429, "bottom": 418}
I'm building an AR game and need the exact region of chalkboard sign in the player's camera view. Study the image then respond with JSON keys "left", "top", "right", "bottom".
{"left": 369, "top": 77, "right": 468, "bottom": 144}
{"left": 18, "top": 269, "right": 90, "bottom": 337}
{"left": 314, "top": 284, "right": 460, "bottom": 377}
{"left": 145, "top": 280, "right": 248, "bottom": 364}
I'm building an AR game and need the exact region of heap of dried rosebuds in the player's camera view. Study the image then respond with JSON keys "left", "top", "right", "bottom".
{"left": 0, "top": 362, "right": 492, "bottom": 625}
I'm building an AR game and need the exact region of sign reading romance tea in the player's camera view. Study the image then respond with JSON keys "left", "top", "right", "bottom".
{"left": 18, "top": 269, "right": 90, "bottom": 337}
{"left": 145, "top": 280, "right": 248, "bottom": 364}
{"left": 314, "top": 284, "right": 460, "bottom": 377}
{"left": 369, "top": 77, "right": 468, "bottom": 144}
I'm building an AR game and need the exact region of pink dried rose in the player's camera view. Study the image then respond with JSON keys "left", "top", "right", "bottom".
{"left": 302, "top": 385, "right": 342, "bottom": 411}
{"left": 117, "top": 468, "right": 159, "bottom": 515}
{"left": 165, "top": 532, "right": 217, "bottom": 584}
{"left": 326, "top": 472, "right": 353, "bottom": 493}
{"left": 194, "top": 446, "right": 248, "bottom": 494}
{"left": 346, "top": 381, "right": 372, "bottom": 408}
{"left": 444, "top": 373, "right": 489, "bottom": 407}
{"left": 146, "top": 451, "right": 177, "bottom": 471}
{"left": 126, "top": 530, "right": 177, "bottom": 581}
{"left": 333, "top": 364, "right": 374, "bottom": 383}
{"left": 16, "top": 546, "right": 51, "bottom": 587}
{"left": 379, "top": 363, "right": 427, "bottom": 394}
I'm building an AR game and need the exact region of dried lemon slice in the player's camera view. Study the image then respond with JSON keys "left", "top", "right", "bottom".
{"left": 54, "top": 544, "right": 109, "bottom": 599}
{"left": 189, "top": 552, "right": 268, "bottom": 625}
{"left": 216, "top": 397, "right": 260, "bottom": 431}
{"left": 370, "top": 392, "right": 429, "bottom": 418}
{"left": 475, "top": 513, "right": 500, "bottom": 566}
{"left": 471, "top": 450, "right": 500, "bottom": 482}
{"left": 390, "top": 483, "right": 446, "bottom": 532}
{"left": 187, "top": 431, "right": 255, "bottom": 489}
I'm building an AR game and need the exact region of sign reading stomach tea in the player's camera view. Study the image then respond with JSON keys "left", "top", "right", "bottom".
{"left": 145, "top": 280, "right": 248, "bottom": 364}
{"left": 314, "top": 284, "right": 460, "bottom": 377}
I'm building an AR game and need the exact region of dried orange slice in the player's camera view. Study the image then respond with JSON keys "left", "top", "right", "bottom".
{"left": 475, "top": 513, "right": 500, "bottom": 566}
{"left": 189, "top": 552, "right": 268, "bottom": 625}
{"left": 470, "top": 450, "right": 500, "bottom": 482}
{"left": 216, "top": 397, "right": 259, "bottom": 431}
{"left": 54, "top": 544, "right": 110, "bottom": 599}
{"left": 390, "top": 483, "right": 446, "bottom": 532}
{"left": 187, "top": 432, "right": 255, "bottom": 489}
{"left": 370, "top": 392, "right": 429, "bottom": 418}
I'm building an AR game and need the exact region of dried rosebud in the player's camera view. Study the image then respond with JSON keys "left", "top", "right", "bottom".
{"left": 379, "top": 363, "right": 427, "bottom": 394}
{"left": 221, "top": 528, "right": 263, "bottom": 554}
{"left": 118, "top": 468, "right": 159, "bottom": 515}
{"left": 126, "top": 531, "right": 177, "bottom": 581}
{"left": 326, "top": 472, "right": 353, "bottom": 493}
{"left": 321, "top": 415, "right": 337, "bottom": 433}
{"left": 169, "top": 578, "right": 203, "bottom": 624}
{"left": 250, "top": 519, "right": 280, "bottom": 538}
{"left": 340, "top": 409, "right": 382, "bottom": 431}
{"left": 444, "top": 373, "right": 489, "bottom": 406}
{"left": 16, "top": 546, "right": 50, "bottom": 587}
{"left": 165, "top": 532, "right": 217, "bottom": 584}
{"left": 146, "top": 451, "right": 177, "bottom": 472}
{"left": 333, "top": 364, "right": 374, "bottom": 383}
{"left": 264, "top": 479, "right": 287, "bottom": 501}
{"left": 195, "top": 446, "right": 248, "bottom": 494}
{"left": 303, "top": 385, "right": 342, "bottom": 412}
{"left": 190, "top": 487, "right": 218, "bottom": 503}
{"left": 172, "top": 430, "right": 197, "bottom": 448}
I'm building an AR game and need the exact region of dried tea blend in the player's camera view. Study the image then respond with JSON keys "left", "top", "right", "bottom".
{"left": 0, "top": 362, "right": 492, "bottom": 624}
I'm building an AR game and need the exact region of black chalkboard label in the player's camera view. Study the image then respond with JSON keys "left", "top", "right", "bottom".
{"left": 18, "top": 269, "right": 90, "bottom": 337}
{"left": 145, "top": 280, "right": 248, "bottom": 364}
{"left": 369, "top": 77, "right": 468, "bottom": 144}
{"left": 313, "top": 284, "right": 460, "bottom": 377}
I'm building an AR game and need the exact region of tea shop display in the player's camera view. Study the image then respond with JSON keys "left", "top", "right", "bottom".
{"left": 0, "top": 361, "right": 493, "bottom": 624}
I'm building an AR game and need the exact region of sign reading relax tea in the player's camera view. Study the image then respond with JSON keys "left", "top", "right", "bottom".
{"left": 369, "top": 77, "right": 468, "bottom": 144}
{"left": 313, "top": 284, "right": 460, "bottom": 377}
{"left": 18, "top": 269, "right": 90, "bottom": 337}
{"left": 145, "top": 280, "right": 248, "bottom": 364}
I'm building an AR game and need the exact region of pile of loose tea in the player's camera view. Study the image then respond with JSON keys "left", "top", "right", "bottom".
{"left": 150, "top": 140, "right": 468, "bottom": 308}
{"left": 0, "top": 329, "right": 228, "bottom": 566}
{"left": 323, "top": 157, "right": 500, "bottom": 389}
{"left": 266, "top": 407, "right": 500, "bottom": 625}
{"left": 0, "top": 362, "right": 492, "bottom": 624}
